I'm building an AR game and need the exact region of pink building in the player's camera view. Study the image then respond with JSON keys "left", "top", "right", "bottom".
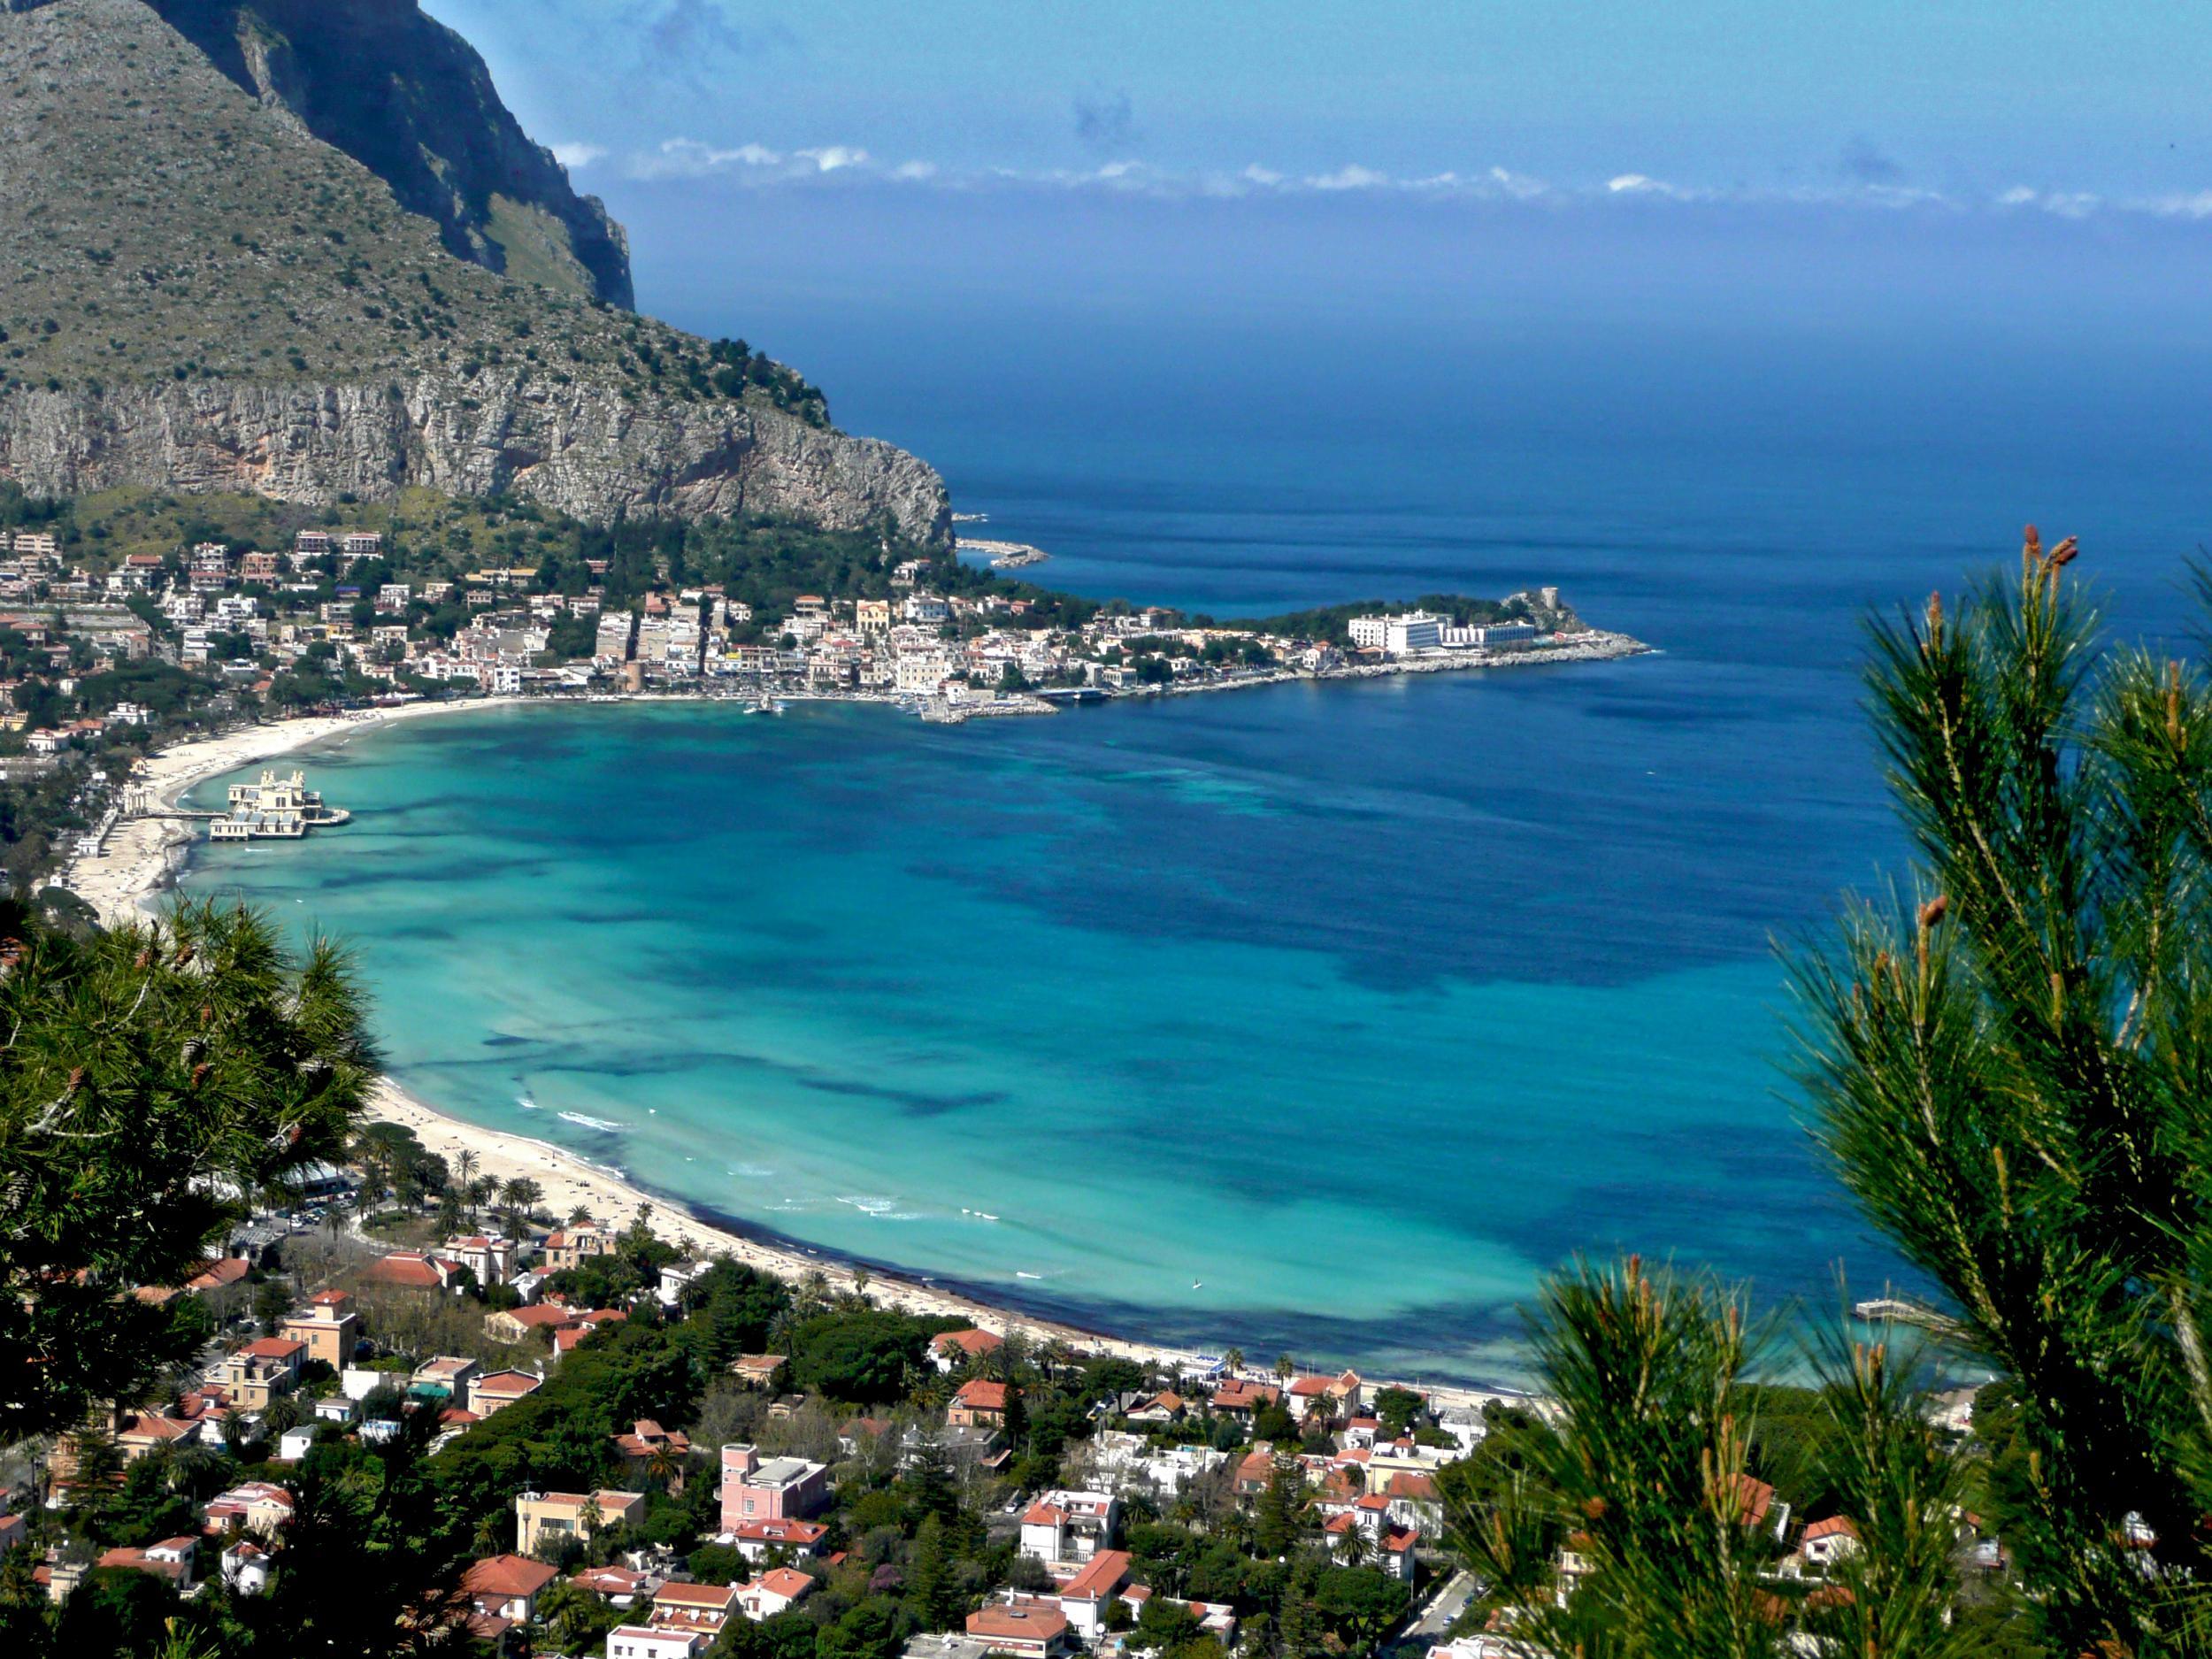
{"left": 718, "top": 1443, "right": 829, "bottom": 1532}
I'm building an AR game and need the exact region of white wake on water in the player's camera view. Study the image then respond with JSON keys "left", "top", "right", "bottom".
{"left": 557, "top": 1110, "right": 626, "bottom": 1132}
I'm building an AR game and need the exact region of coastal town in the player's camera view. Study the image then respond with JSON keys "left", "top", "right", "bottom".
{"left": 0, "top": 1139, "right": 2002, "bottom": 1659}
{"left": 0, "top": 496, "right": 1643, "bottom": 905}
{"left": 0, "top": 520, "right": 1639, "bottom": 737}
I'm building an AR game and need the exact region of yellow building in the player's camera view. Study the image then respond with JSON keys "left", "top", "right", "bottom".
{"left": 514, "top": 1488, "right": 645, "bottom": 1555}
{"left": 278, "top": 1289, "right": 359, "bottom": 1370}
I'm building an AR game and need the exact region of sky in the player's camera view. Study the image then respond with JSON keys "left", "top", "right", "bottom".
{"left": 417, "top": 0, "right": 2212, "bottom": 467}
{"left": 428, "top": 0, "right": 2212, "bottom": 210}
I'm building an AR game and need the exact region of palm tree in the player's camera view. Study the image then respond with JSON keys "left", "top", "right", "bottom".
{"left": 1223, "top": 1347, "right": 1246, "bottom": 1377}
{"left": 534, "top": 1581, "right": 605, "bottom": 1654}
{"left": 643, "top": 1437, "right": 685, "bottom": 1495}
{"left": 1274, "top": 1354, "right": 1295, "bottom": 1382}
{"left": 796, "top": 1268, "right": 830, "bottom": 1316}
{"left": 452, "top": 1147, "right": 478, "bottom": 1213}
{"left": 497, "top": 1176, "right": 542, "bottom": 1237}
{"left": 1335, "top": 1518, "right": 1370, "bottom": 1569}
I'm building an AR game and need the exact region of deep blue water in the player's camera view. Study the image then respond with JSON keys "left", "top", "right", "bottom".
{"left": 186, "top": 273, "right": 2212, "bottom": 1383}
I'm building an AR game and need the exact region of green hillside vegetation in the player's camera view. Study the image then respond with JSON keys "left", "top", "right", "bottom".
{"left": 146, "top": 0, "right": 634, "bottom": 305}
{"left": 0, "top": 0, "right": 819, "bottom": 421}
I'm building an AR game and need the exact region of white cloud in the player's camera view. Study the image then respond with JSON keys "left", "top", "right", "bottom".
{"left": 2142, "top": 190, "right": 2212, "bottom": 219}
{"left": 1307, "top": 164, "right": 1391, "bottom": 191}
{"left": 630, "top": 138, "right": 786, "bottom": 179}
{"left": 795, "top": 145, "right": 871, "bottom": 173}
{"left": 551, "top": 142, "right": 607, "bottom": 170}
{"left": 1994, "top": 185, "right": 2101, "bottom": 219}
{"left": 615, "top": 136, "right": 2212, "bottom": 230}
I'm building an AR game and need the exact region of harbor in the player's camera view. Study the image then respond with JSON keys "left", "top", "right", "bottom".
{"left": 956, "top": 535, "right": 1054, "bottom": 569}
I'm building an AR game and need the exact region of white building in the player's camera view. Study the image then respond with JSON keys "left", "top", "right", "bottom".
{"left": 1348, "top": 612, "right": 1444, "bottom": 655}
{"left": 1018, "top": 1490, "right": 1120, "bottom": 1565}
{"left": 606, "top": 1627, "right": 702, "bottom": 1659}
{"left": 902, "top": 594, "right": 949, "bottom": 626}
{"left": 895, "top": 654, "right": 954, "bottom": 695}
{"left": 1440, "top": 620, "right": 1537, "bottom": 649}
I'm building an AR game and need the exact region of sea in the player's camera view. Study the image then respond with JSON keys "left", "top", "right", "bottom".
{"left": 179, "top": 219, "right": 2212, "bottom": 1386}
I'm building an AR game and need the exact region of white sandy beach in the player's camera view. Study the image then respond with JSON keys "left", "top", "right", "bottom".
{"left": 52, "top": 699, "right": 1510, "bottom": 1401}
{"left": 48, "top": 702, "right": 1261, "bottom": 1375}
{"left": 58, "top": 698, "right": 523, "bottom": 930}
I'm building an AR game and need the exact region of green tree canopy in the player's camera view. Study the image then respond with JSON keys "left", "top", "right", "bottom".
{"left": 0, "top": 900, "right": 375, "bottom": 1440}
{"left": 1453, "top": 532, "right": 2212, "bottom": 1656}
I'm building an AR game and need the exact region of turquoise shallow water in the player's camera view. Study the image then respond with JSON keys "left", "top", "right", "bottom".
{"left": 171, "top": 288, "right": 2212, "bottom": 1382}
{"left": 181, "top": 676, "right": 1875, "bottom": 1386}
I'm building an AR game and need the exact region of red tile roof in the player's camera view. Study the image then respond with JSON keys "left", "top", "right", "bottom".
{"left": 365, "top": 1253, "right": 452, "bottom": 1288}
{"left": 733, "top": 1518, "right": 826, "bottom": 1545}
{"left": 186, "top": 1258, "right": 250, "bottom": 1291}
{"left": 1731, "top": 1475, "right": 1777, "bottom": 1529}
{"left": 1061, "top": 1550, "right": 1131, "bottom": 1601}
{"left": 952, "top": 1379, "right": 1010, "bottom": 1410}
{"left": 969, "top": 1604, "right": 1068, "bottom": 1642}
{"left": 572, "top": 1565, "right": 649, "bottom": 1597}
{"left": 464, "top": 1555, "right": 558, "bottom": 1600}
{"left": 1213, "top": 1379, "right": 1279, "bottom": 1410}
{"left": 655, "top": 1581, "right": 739, "bottom": 1610}
{"left": 497, "top": 1303, "right": 580, "bottom": 1330}
{"left": 755, "top": 1568, "right": 814, "bottom": 1600}
{"left": 933, "top": 1327, "right": 1004, "bottom": 1357}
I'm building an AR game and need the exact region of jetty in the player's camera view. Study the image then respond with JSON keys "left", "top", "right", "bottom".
{"left": 956, "top": 536, "right": 1052, "bottom": 570}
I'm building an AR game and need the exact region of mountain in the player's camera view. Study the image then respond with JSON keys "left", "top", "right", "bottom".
{"left": 0, "top": 0, "right": 949, "bottom": 543}
{"left": 145, "top": 0, "right": 634, "bottom": 307}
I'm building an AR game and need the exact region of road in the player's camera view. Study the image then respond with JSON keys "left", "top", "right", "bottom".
{"left": 1394, "top": 1566, "right": 1479, "bottom": 1653}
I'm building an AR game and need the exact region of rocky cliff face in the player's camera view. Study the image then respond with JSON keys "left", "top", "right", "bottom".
{"left": 0, "top": 0, "right": 949, "bottom": 544}
{"left": 146, "top": 0, "right": 634, "bottom": 306}
{"left": 0, "top": 376, "right": 950, "bottom": 534}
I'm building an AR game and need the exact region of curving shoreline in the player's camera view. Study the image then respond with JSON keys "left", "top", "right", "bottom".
{"left": 54, "top": 695, "right": 1532, "bottom": 1403}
